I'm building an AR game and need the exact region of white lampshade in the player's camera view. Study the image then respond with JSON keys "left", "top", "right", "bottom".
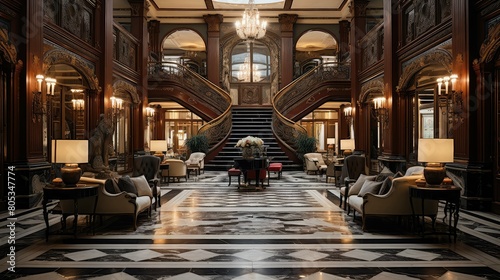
{"left": 340, "top": 139, "right": 355, "bottom": 150}
{"left": 418, "top": 138, "right": 454, "bottom": 163}
{"left": 327, "top": 138, "right": 336, "bottom": 145}
{"left": 150, "top": 140, "right": 167, "bottom": 152}
{"left": 51, "top": 140, "right": 88, "bottom": 164}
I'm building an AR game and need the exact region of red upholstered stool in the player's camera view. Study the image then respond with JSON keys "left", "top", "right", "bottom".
{"left": 228, "top": 168, "right": 241, "bottom": 186}
{"left": 268, "top": 163, "right": 283, "bottom": 179}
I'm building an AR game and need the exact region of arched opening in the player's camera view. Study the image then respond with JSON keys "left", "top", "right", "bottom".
{"left": 230, "top": 40, "right": 271, "bottom": 106}
{"left": 161, "top": 29, "right": 207, "bottom": 77}
{"left": 295, "top": 30, "right": 338, "bottom": 78}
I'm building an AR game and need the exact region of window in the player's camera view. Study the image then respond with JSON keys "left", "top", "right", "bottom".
{"left": 231, "top": 41, "right": 270, "bottom": 83}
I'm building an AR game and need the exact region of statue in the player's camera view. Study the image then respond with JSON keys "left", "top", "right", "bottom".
{"left": 89, "top": 114, "right": 114, "bottom": 170}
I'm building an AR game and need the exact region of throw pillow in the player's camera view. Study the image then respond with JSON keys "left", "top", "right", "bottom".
{"left": 104, "top": 178, "right": 120, "bottom": 194}
{"left": 375, "top": 168, "right": 395, "bottom": 182}
{"left": 358, "top": 180, "right": 384, "bottom": 197}
{"left": 348, "top": 174, "right": 376, "bottom": 196}
{"left": 130, "top": 175, "right": 153, "bottom": 197}
{"left": 404, "top": 166, "right": 424, "bottom": 176}
{"left": 118, "top": 175, "right": 137, "bottom": 195}
{"left": 378, "top": 176, "right": 393, "bottom": 195}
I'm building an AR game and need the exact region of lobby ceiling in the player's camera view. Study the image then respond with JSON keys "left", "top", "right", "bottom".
{"left": 113, "top": 0, "right": 383, "bottom": 25}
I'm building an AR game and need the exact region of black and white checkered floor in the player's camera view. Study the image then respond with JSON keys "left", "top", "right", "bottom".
{"left": 1, "top": 171, "right": 500, "bottom": 279}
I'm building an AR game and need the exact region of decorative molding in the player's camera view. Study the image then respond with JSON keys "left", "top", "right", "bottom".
{"left": 414, "top": 0, "right": 435, "bottom": 38}
{"left": 359, "top": 78, "right": 384, "bottom": 103}
{"left": 0, "top": 27, "right": 17, "bottom": 64}
{"left": 203, "top": 14, "right": 224, "bottom": 32}
{"left": 397, "top": 48, "right": 452, "bottom": 92}
{"left": 479, "top": 21, "right": 500, "bottom": 63}
{"left": 42, "top": 47, "right": 101, "bottom": 94}
{"left": 113, "top": 80, "right": 141, "bottom": 105}
{"left": 278, "top": 14, "right": 298, "bottom": 32}
{"left": 349, "top": 0, "right": 369, "bottom": 17}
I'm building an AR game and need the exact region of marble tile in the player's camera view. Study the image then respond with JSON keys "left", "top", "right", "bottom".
{"left": 177, "top": 249, "right": 219, "bottom": 261}
{"left": 159, "top": 272, "right": 209, "bottom": 280}
{"left": 233, "top": 249, "right": 275, "bottom": 261}
{"left": 64, "top": 249, "right": 108, "bottom": 261}
{"left": 438, "top": 271, "right": 488, "bottom": 280}
{"left": 370, "top": 271, "right": 420, "bottom": 280}
{"left": 288, "top": 249, "right": 329, "bottom": 261}
{"left": 232, "top": 272, "right": 276, "bottom": 280}
{"left": 396, "top": 249, "right": 440, "bottom": 261}
{"left": 88, "top": 272, "right": 139, "bottom": 280}
{"left": 16, "top": 272, "right": 67, "bottom": 280}
{"left": 121, "top": 249, "right": 164, "bottom": 262}
{"left": 340, "top": 249, "right": 384, "bottom": 261}
{"left": 302, "top": 272, "right": 348, "bottom": 280}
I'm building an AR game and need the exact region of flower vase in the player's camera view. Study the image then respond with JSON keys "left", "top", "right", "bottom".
{"left": 241, "top": 147, "right": 254, "bottom": 159}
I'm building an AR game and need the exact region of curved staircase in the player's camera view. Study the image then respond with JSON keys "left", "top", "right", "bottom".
{"left": 204, "top": 107, "right": 301, "bottom": 171}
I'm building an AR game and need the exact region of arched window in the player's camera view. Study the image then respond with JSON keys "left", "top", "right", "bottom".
{"left": 231, "top": 41, "right": 270, "bottom": 83}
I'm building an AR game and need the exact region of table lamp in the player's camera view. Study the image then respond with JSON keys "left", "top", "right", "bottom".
{"left": 418, "top": 138, "right": 454, "bottom": 186}
{"left": 150, "top": 140, "right": 167, "bottom": 157}
{"left": 52, "top": 139, "right": 88, "bottom": 186}
{"left": 340, "top": 139, "right": 355, "bottom": 156}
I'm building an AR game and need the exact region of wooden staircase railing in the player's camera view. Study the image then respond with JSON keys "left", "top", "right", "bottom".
{"left": 271, "top": 62, "right": 351, "bottom": 159}
{"left": 148, "top": 62, "right": 232, "bottom": 158}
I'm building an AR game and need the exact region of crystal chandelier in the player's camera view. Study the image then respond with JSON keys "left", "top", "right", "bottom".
{"left": 235, "top": 0, "right": 267, "bottom": 42}
{"left": 237, "top": 56, "right": 260, "bottom": 82}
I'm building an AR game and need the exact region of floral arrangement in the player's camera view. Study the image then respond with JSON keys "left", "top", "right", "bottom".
{"left": 235, "top": 136, "right": 264, "bottom": 148}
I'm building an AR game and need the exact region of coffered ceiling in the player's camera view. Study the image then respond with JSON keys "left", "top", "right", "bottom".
{"left": 114, "top": 0, "right": 383, "bottom": 25}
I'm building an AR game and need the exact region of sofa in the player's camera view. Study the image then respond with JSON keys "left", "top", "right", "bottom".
{"left": 347, "top": 173, "right": 438, "bottom": 230}
{"left": 59, "top": 176, "right": 153, "bottom": 230}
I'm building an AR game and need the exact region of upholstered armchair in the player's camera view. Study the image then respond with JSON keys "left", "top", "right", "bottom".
{"left": 339, "top": 155, "right": 366, "bottom": 210}
{"left": 132, "top": 155, "right": 161, "bottom": 210}
{"left": 185, "top": 152, "right": 206, "bottom": 174}
{"left": 303, "top": 153, "right": 327, "bottom": 174}
{"left": 162, "top": 158, "right": 187, "bottom": 182}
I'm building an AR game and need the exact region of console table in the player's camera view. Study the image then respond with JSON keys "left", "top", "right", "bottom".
{"left": 234, "top": 157, "right": 269, "bottom": 189}
{"left": 43, "top": 184, "right": 99, "bottom": 241}
{"left": 409, "top": 185, "right": 461, "bottom": 242}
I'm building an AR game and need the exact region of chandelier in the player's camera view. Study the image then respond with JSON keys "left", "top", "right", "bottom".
{"left": 235, "top": 0, "right": 267, "bottom": 42}
{"left": 237, "top": 56, "right": 260, "bottom": 82}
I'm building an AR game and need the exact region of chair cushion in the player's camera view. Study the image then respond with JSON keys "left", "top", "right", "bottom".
{"left": 130, "top": 175, "right": 153, "bottom": 197}
{"left": 404, "top": 166, "right": 424, "bottom": 176}
{"left": 348, "top": 174, "right": 376, "bottom": 196}
{"left": 118, "top": 176, "right": 137, "bottom": 195}
{"left": 358, "top": 180, "right": 383, "bottom": 197}
{"left": 228, "top": 168, "right": 241, "bottom": 175}
{"left": 375, "top": 167, "right": 394, "bottom": 182}
{"left": 268, "top": 163, "right": 282, "bottom": 171}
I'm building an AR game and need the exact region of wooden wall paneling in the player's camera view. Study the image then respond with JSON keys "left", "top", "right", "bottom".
{"left": 279, "top": 14, "right": 297, "bottom": 89}
{"left": 204, "top": 14, "right": 223, "bottom": 86}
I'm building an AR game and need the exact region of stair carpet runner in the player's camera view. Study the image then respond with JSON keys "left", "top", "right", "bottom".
{"left": 204, "top": 107, "right": 301, "bottom": 171}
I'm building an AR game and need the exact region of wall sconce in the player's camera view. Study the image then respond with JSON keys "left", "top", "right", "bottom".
{"left": 436, "top": 74, "right": 463, "bottom": 133}
{"left": 344, "top": 106, "right": 353, "bottom": 126}
{"left": 110, "top": 96, "right": 124, "bottom": 118}
{"left": 72, "top": 99, "right": 85, "bottom": 114}
{"left": 146, "top": 107, "right": 155, "bottom": 126}
{"left": 32, "top": 75, "right": 57, "bottom": 122}
{"left": 372, "top": 97, "right": 389, "bottom": 126}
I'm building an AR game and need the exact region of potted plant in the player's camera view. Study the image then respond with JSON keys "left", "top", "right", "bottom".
{"left": 184, "top": 134, "right": 209, "bottom": 153}
{"left": 295, "top": 133, "right": 317, "bottom": 161}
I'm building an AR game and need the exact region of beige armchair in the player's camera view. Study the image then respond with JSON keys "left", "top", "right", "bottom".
{"left": 59, "top": 177, "right": 152, "bottom": 230}
{"left": 348, "top": 175, "right": 438, "bottom": 230}
{"left": 162, "top": 158, "right": 187, "bottom": 182}
{"left": 185, "top": 152, "right": 205, "bottom": 174}
{"left": 303, "top": 153, "right": 327, "bottom": 174}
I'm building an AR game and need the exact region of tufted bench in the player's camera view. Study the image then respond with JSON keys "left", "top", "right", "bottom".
{"left": 228, "top": 168, "right": 241, "bottom": 186}
{"left": 268, "top": 162, "right": 283, "bottom": 179}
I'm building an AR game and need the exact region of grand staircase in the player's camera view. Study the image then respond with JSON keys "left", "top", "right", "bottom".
{"left": 205, "top": 107, "right": 301, "bottom": 171}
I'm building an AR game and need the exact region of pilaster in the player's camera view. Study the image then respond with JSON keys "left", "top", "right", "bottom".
{"left": 204, "top": 14, "right": 223, "bottom": 86}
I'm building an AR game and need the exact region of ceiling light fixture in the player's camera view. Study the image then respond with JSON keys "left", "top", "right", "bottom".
{"left": 235, "top": 0, "right": 267, "bottom": 42}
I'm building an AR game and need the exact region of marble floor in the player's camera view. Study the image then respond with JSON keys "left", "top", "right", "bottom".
{"left": 1, "top": 171, "right": 500, "bottom": 279}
